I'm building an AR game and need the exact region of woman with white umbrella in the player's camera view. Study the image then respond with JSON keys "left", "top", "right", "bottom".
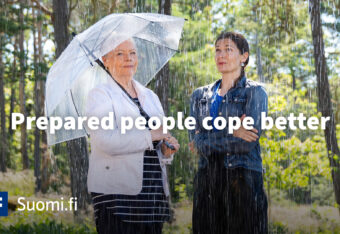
{"left": 86, "top": 39, "right": 180, "bottom": 234}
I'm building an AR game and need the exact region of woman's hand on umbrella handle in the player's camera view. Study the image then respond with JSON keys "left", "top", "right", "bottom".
{"left": 233, "top": 114, "right": 259, "bottom": 142}
{"left": 161, "top": 136, "right": 180, "bottom": 157}
{"left": 150, "top": 127, "right": 171, "bottom": 141}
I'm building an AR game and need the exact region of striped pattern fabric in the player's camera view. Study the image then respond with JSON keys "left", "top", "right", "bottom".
{"left": 92, "top": 146, "right": 170, "bottom": 223}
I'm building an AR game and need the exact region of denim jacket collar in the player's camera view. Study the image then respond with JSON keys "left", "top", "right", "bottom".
{"left": 209, "top": 75, "right": 247, "bottom": 94}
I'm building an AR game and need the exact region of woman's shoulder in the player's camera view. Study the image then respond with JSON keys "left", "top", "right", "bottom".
{"left": 245, "top": 78, "right": 263, "bottom": 87}
{"left": 191, "top": 81, "right": 217, "bottom": 99}
{"left": 132, "top": 79, "right": 153, "bottom": 94}
{"left": 88, "top": 84, "right": 108, "bottom": 98}
{"left": 135, "top": 83, "right": 159, "bottom": 100}
{"left": 244, "top": 79, "right": 267, "bottom": 97}
{"left": 89, "top": 82, "right": 121, "bottom": 97}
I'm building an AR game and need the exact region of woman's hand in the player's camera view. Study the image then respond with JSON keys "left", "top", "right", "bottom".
{"left": 233, "top": 114, "right": 259, "bottom": 142}
{"left": 161, "top": 136, "right": 180, "bottom": 158}
{"left": 150, "top": 127, "right": 171, "bottom": 141}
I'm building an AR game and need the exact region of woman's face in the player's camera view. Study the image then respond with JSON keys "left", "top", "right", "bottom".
{"left": 102, "top": 39, "right": 138, "bottom": 79}
{"left": 215, "top": 38, "right": 248, "bottom": 75}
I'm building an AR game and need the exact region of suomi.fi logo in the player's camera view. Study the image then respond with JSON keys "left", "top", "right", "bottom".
{"left": 0, "top": 192, "right": 8, "bottom": 216}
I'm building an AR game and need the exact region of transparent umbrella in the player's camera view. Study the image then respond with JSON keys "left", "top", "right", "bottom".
{"left": 45, "top": 13, "right": 185, "bottom": 145}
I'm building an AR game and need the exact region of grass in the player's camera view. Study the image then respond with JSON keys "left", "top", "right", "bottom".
{"left": 163, "top": 201, "right": 340, "bottom": 234}
{"left": 270, "top": 204, "right": 340, "bottom": 233}
{"left": 1, "top": 170, "right": 340, "bottom": 233}
{"left": 163, "top": 201, "right": 192, "bottom": 234}
{"left": 0, "top": 169, "right": 35, "bottom": 197}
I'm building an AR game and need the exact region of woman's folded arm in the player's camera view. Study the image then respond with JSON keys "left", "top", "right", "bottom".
{"left": 192, "top": 86, "right": 268, "bottom": 156}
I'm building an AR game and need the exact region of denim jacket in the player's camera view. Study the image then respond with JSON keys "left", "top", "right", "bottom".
{"left": 189, "top": 76, "right": 268, "bottom": 173}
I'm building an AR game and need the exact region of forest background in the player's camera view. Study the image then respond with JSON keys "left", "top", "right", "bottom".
{"left": 0, "top": 0, "right": 340, "bottom": 233}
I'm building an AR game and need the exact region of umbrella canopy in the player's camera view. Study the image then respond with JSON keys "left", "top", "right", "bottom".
{"left": 45, "top": 13, "right": 185, "bottom": 145}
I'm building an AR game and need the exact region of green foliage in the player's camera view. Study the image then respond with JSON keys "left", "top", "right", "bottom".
{"left": 269, "top": 221, "right": 289, "bottom": 234}
{"left": 174, "top": 177, "right": 189, "bottom": 203}
{"left": 0, "top": 204, "right": 96, "bottom": 233}
{"left": 0, "top": 219, "right": 95, "bottom": 234}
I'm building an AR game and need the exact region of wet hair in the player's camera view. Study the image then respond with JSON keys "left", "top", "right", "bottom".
{"left": 215, "top": 32, "right": 249, "bottom": 77}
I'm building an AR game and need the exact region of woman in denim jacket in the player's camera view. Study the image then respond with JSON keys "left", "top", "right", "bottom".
{"left": 189, "top": 32, "right": 268, "bottom": 234}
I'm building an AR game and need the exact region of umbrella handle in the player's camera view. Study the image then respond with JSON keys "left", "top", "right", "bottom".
{"left": 163, "top": 140, "right": 175, "bottom": 150}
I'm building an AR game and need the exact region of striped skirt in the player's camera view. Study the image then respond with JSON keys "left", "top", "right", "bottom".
{"left": 91, "top": 148, "right": 170, "bottom": 225}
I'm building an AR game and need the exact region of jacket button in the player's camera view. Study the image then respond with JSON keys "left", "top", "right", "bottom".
{"left": 105, "top": 166, "right": 110, "bottom": 170}
{"left": 222, "top": 100, "right": 226, "bottom": 103}
{"left": 219, "top": 112, "right": 222, "bottom": 115}
{"left": 226, "top": 153, "right": 230, "bottom": 156}
{"left": 228, "top": 163, "right": 232, "bottom": 167}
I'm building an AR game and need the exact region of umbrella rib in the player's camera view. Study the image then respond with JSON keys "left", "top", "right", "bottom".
{"left": 75, "top": 37, "right": 96, "bottom": 66}
{"left": 134, "top": 36, "right": 179, "bottom": 52}
{"left": 91, "top": 18, "right": 108, "bottom": 57}
{"left": 93, "top": 18, "right": 124, "bottom": 54}
{"left": 74, "top": 18, "right": 110, "bottom": 63}
{"left": 127, "top": 13, "right": 154, "bottom": 23}
{"left": 82, "top": 43, "right": 97, "bottom": 61}
{"left": 144, "top": 49, "right": 177, "bottom": 86}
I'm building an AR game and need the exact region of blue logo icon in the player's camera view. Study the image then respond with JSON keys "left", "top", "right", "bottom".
{"left": 0, "top": 192, "right": 8, "bottom": 216}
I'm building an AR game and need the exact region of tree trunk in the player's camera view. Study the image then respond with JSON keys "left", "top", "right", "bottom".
{"left": 32, "top": 6, "right": 42, "bottom": 193}
{"left": 291, "top": 69, "right": 296, "bottom": 90}
{"left": 253, "top": 3, "right": 264, "bottom": 83}
{"left": 38, "top": 18, "right": 49, "bottom": 194}
{"left": 158, "top": 0, "right": 171, "bottom": 15}
{"left": 52, "top": 0, "right": 90, "bottom": 213}
{"left": 52, "top": 0, "right": 70, "bottom": 58}
{"left": 19, "top": 0, "right": 29, "bottom": 169}
{"left": 309, "top": 0, "right": 340, "bottom": 214}
{"left": 155, "top": 0, "right": 171, "bottom": 115}
{"left": 0, "top": 39, "right": 7, "bottom": 172}
{"left": 8, "top": 37, "right": 17, "bottom": 139}
{"left": 136, "top": 0, "right": 145, "bottom": 12}
{"left": 267, "top": 179, "right": 271, "bottom": 221}
{"left": 91, "top": 0, "right": 98, "bottom": 24}
{"left": 109, "top": 0, "right": 118, "bottom": 13}
{"left": 67, "top": 138, "right": 89, "bottom": 215}
{"left": 8, "top": 87, "right": 16, "bottom": 140}
{"left": 40, "top": 131, "right": 49, "bottom": 193}
{"left": 255, "top": 34, "right": 264, "bottom": 83}
{"left": 30, "top": 7, "right": 49, "bottom": 193}
{"left": 157, "top": 0, "right": 174, "bottom": 223}
{"left": 155, "top": 64, "right": 170, "bottom": 115}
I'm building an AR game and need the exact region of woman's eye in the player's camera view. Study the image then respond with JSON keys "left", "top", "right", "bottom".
{"left": 117, "top": 52, "right": 123, "bottom": 56}
{"left": 215, "top": 49, "right": 220, "bottom": 52}
{"left": 131, "top": 51, "right": 136, "bottom": 55}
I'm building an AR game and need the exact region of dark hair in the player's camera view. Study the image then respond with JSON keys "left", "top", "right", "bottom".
{"left": 215, "top": 32, "right": 249, "bottom": 77}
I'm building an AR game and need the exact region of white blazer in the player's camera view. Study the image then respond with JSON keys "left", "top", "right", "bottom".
{"left": 85, "top": 70, "right": 173, "bottom": 196}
